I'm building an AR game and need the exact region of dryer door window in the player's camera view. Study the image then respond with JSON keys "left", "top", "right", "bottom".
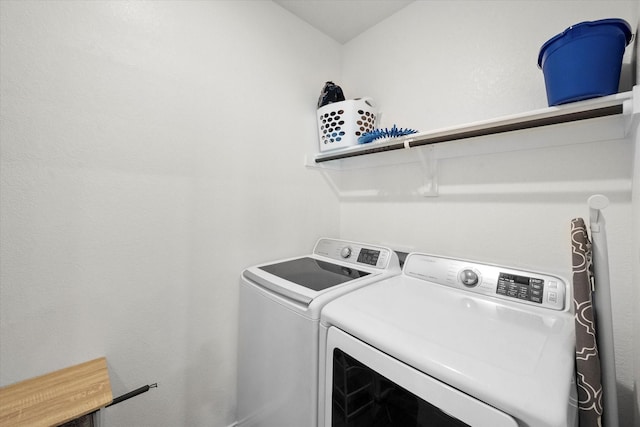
{"left": 332, "top": 348, "right": 468, "bottom": 427}
{"left": 323, "top": 327, "right": 518, "bottom": 427}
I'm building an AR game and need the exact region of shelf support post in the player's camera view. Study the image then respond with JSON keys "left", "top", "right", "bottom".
{"left": 416, "top": 145, "right": 439, "bottom": 197}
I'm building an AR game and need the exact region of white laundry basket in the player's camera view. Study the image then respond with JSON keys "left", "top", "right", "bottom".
{"left": 317, "top": 98, "right": 377, "bottom": 152}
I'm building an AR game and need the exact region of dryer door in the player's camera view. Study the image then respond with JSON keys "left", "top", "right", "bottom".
{"left": 323, "top": 327, "right": 518, "bottom": 427}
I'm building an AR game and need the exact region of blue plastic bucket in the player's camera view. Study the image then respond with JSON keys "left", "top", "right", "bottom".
{"left": 538, "top": 18, "right": 632, "bottom": 106}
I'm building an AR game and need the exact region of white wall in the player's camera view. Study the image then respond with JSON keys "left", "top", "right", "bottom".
{"left": 338, "top": 1, "right": 639, "bottom": 423}
{"left": 0, "top": 1, "right": 340, "bottom": 426}
{"left": 2, "top": 1, "right": 639, "bottom": 426}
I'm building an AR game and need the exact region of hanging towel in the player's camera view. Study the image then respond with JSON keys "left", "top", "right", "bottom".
{"left": 570, "top": 218, "right": 604, "bottom": 427}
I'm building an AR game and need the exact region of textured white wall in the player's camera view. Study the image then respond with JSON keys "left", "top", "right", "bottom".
{"left": 338, "top": 0, "right": 639, "bottom": 423}
{"left": 2, "top": 1, "right": 639, "bottom": 426}
{"left": 0, "top": 1, "right": 340, "bottom": 426}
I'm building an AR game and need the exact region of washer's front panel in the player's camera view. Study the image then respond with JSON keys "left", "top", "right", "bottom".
{"left": 237, "top": 279, "right": 317, "bottom": 427}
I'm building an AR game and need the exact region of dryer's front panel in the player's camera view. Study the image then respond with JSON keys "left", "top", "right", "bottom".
{"left": 323, "top": 327, "right": 518, "bottom": 427}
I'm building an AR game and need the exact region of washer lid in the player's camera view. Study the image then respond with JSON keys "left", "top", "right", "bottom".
{"left": 258, "top": 257, "right": 370, "bottom": 291}
{"left": 321, "top": 276, "right": 576, "bottom": 427}
{"left": 243, "top": 255, "right": 387, "bottom": 306}
{"left": 243, "top": 238, "right": 401, "bottom": 307}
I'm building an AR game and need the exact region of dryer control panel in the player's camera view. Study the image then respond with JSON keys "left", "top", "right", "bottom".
{"left": 404, "top": 253, "right": 567, "bottom": 311}
{"left": 313, "top": 238, "right": 398, "bottom": 270}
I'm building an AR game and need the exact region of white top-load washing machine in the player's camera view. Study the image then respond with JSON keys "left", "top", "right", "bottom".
{"left": 319, "top": 252, "right": 577, "bottom": 427}
{"left": 237, "top": 238, "right": 401, "bottom": 427}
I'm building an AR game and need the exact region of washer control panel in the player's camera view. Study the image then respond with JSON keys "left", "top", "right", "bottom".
{"left": 404, "top": 253, "right": 567, "bottom": 311}
{"left": 313, "top": 238, "right": 397, "bottom": 270}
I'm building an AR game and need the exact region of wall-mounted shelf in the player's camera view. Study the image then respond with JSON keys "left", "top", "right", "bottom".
{"left": 310, "top": 90, "right": 635, "bottom": 165}
{"left": 306, "top": 88, "right": 638, "bottom": 199}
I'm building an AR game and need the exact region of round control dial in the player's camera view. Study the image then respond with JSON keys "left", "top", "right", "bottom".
{"left": 459, "top": 269, "right": 480, "bottom": 287}
{"left": 340, "top": 247, "right": 352, "bottom": 259}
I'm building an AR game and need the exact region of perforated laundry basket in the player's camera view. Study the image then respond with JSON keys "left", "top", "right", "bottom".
{"left": 317, "top": 98, "right": 377, "bottom": 152}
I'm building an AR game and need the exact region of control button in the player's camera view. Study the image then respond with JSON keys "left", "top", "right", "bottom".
{"left": 496, "top": 281, "right": 508, "bottom": 295}
{"left": 548, "top": 281, "right": 557, "bottom": 289}
{"left": 507, "top": 284, "right": 519, "bottom": 297}
{"left": 378, "top": 252, "right": 388, "bottom": 264}
{"left": 548, "top": 292, "right": 558, "bottom": 304}
{"left": 340, "top": 247, "right": 352, "bottom": 259}
{"left": 459, "top": 269, "right": 479, "bottom": 287}
{"left": 531, "top": 282, "right": 544, "bottom": 291}
{"left": 531, "top": 295, "right": 543, "bottom": 303}
{"left": 517, "top": 285, "right": 530, "bottom": 300}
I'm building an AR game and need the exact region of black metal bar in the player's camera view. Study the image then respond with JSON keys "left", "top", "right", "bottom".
{"left": 105, "top": 383, "right": 157, "bottom": 408}
{"left": 315, "top": 141, "right": 406, "bottom": 163}
{"left": 408, "top": 104, "right": 623, "bottom": 149}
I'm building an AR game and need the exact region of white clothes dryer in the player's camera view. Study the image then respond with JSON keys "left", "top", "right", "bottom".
{"left": 319, "top": 252, "right": 578, "bottom": 427}
{"left": 236, "top": 238, "right": 401, "bottom": 427}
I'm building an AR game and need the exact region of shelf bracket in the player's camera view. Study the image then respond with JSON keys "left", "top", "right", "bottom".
{"left": 416, "top": 145, "right": 439, "bottom": 197}
{"left": 624, "top": 85, "right": 640, "bottom": 135}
